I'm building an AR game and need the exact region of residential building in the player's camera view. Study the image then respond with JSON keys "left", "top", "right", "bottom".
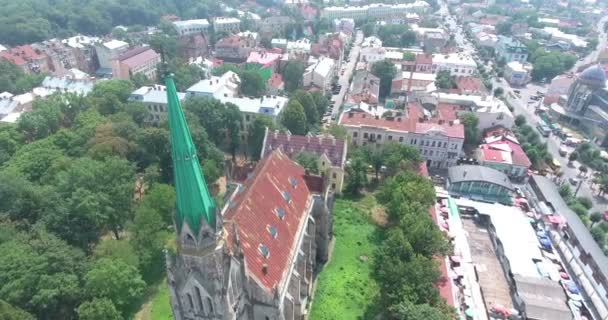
{"left": 224, "top": 95, "right": 288, "bottom": 130}
{"left": 546, "top": 74, "right": 575, "bottom": 97}
{"left": 360, "top": 46, "right": 386, "bottom": 63}
{"left": 0, "top": 44, "right": 50, "bottom": 74}
{"left": 311, "top": 33, "right": 345, "bottom": 67}
{"left": 432, "top": 53, "right": 477, "bottom": 76}
{"left": 361, "top": 36, "right": 382, "bottom": 48}
{"left": 476, "top": 134, "right": 531, "bottom": 180}
{"left": 246, "top": 50, "right": 285, "bottom": 79}
{"left": 429, "top": 93, "right": 514, "bottom": 131}
{"left": 339, "top": 105, "right": 464, "bottom": 168}
{"left": 271, "top": 39, "right": 288, "bottom": 51}
{"left": 95, "top": 40, "right": 129, "bottom": 72}
{"left": 495, "top": 36, "right": 529, "bottom": 63}
{"left": 286, "top": 39, "right": 312, "bottom": 57}
{"left": 33, "top": 39, "right": 78, "bottom": 74}
{"left": 261, "top": 130, "right": 348, "bottom": 192}
{"left": 267, "top": 73, "right": 284, "bottom": 95}
{"left": 390, "top": 71, "right": 436, "bottom": 96}
{"left": 303, "top": 57, "right": 336, "bottom": 92}
{"left": 447, "top": 165, "right": 514, "bottom": 204}
{"left": 164, "top": 73, "right": 332, "bottom": 320}
{"left": 334, "top": 18, "right": 355, "bottom": 35}
{"left": 130, "top": 85, "right": 187, "bottom": 122}
{"left": 455, "top": 76, "right": 488, "bottom": 95}
{"left": 473, "top": 31, "right": 498, "bottom": 49}
{"left": 504, "top": 61, "right": 532, "bottom": 86}
{"left": 541, "top": 27, "right": 588, "bottom": 48}
{"left": 347, "top": 70, "right": 380, "bottom": 105}
{"left": 259, "top": 16, "right": 291, "bottom": 39}
{"left": 186, "top": 71, "right": 240, "bottom": 99}
{"left": 34, "top": 72, "right": 95, "bottom": 97}
{"left": 173, "top": 19, "right": 210, "bottom": 36}
{"left": 111, "top": 46, "right": 161, "bottom": 81}
{"left": 423, "top": 32, "right": 448, "bottom": 53}
{"left": 414, "top": 53, "right": 433, "bottom": 73}
{"left": 178, "top": 34, "right": 209, "bottom": 60}
{"left": 213, "top": 17, "right": 241, "bottom": 34}
{"left": 62, "top": 35, "right": 100, "bottom": 73}
{"left": 215, "top": 33, "right": 258, "bottom": 62}
{"left": 321, "top": 1, "right": 430, "bottom": 20}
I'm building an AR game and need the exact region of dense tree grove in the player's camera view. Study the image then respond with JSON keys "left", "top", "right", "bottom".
{"left": 371, "top": 60, "right": 398, "bottom": 100}
{"left": 0, "top": 77, "right": 234, "bottom": 319}
{"left": 0, "top": 0, "right": 236, "bottom": 45}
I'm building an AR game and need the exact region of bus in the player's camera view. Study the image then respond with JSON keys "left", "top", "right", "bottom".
{"left": 537, "top": 120, "right": 551, "bottom": 137}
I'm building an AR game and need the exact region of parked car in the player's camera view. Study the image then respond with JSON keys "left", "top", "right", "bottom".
{"left": 569, "top": 177, "right": 580, "bottom": 186}
{"left": 537, "top": 231, "right": 552, "bottom": 250}
{"left": 561, "top": 280, "right": 583, "bottom": 302}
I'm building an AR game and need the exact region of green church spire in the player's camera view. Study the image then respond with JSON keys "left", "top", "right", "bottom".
{"left": 165, "top": 74, "right": 216, "bottom": 232}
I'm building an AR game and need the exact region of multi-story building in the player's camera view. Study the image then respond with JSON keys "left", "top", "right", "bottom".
{"left": 95, "top": 39, "right": 129, "bottom": 72}
{"left": 339, "top": 105, "right": 464, "bottom": 168}
{"left": 303, "top": 57, "right": 336, "bottom": 93}
{"left": 334, "top": 18, "right": 355, "bottom": 36}
{"left": 186, "top": 71, "right": 240, "bottom": 99}
{"left": 359, "top": 47, "right": 386, "bottom": 63}
{"left": 311, "top": 33, "right": 346, "bottom": 67}
{"left": 213, "top": 17, "right": 241, "bottom": 34}
{"left": 164, "top": 74, "right": 333, "bottom": 320}
{"left": 33, "top": 39, "right": 79, "bottom": 74}
{"left": 259, "top": 16, "right": 291, "bottom": 39}
{"left": 0, "top": 44, "right": 50, "bottom": 74}
{"left": 321, "top": 1, "right": 430, "bottom": 20}
{"left": 271, "top": 39, "right": 288, "bottom": 51}
{"left": 348, "top": 70, "right": 380, "bottom": 105}
{"left": 476, "top": 134, "right": 531, "bottom": 180}
{"left": 130, "top": 85, "right": 187, "bottom": 123}
{"left": 495, "top": 36, "right": 528, "bottom": 63}
{"left": 286, "top": 39, "right": 312, "bottom": 57}
{"left": 261, "top": 130, "right": 348, "bottom": 193}
{"left": 214, "top": 33, "right": 258, "bottom": 62}
{"left": 429, "top": 93, "right": 515, "bottom": 132}
{"left": 504, "top": 61, "right": 532, "bottom": 86}
{"left": 111, "top": 46, "right": 161, "bottom": 81}
{"left": 390, "top": 71, "right": 436, "bottom": 96}
{"left": 173, "top": 19, "right": 210, "bottom": 36}
{"left": 432, "top": 53, "right": 477, "bottom": 76}
{"left": 246, "top": 49, "right": 284, "bottom": 75}
{"left": 222, "top": 95, "right": 288, "bottom": 134}
{"left": 62, "top": 35, "right": 100, "bottom": 73}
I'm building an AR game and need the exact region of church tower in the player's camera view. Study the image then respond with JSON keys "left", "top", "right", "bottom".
{"left": 164, "top": 73, "right": 244, "bottom": 320}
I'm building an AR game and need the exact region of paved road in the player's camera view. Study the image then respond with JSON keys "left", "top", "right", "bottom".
{"left": 572, "top": 15, "right": 608, "bottom": 72}
{"left": 328, "top": 30, "right": 363, "bottom": 121}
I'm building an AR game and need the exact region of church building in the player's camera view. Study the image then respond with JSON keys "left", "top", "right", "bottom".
{"left": 163, "top": 73, "right": 333, "bottom": 320}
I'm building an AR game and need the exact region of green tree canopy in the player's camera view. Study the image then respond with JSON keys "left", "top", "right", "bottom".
{"left": 459, "top": 112, "right": 480, "bottom": 148}
{"left": 435, "top": 70, "right": 456, "bottom": 89}
{"left": 248, "top": 115, "right": 276, "bottom": 160}
{"left": 76, "top": 298, "right": 122, "bottom": 320}
{"left": 371, "top": 60, "right": 398, "bottom": 99}
{"left": 294, "top": 151, "right": 320, "bottom": 174}
{"left": 282, "top": 61, "right": 306, "bottom": 92}
{"left": 281, "top": 99, "right": 308, "bottom": 135}
{"left": 240, "top": 70, "right": 266, "bottom": 97}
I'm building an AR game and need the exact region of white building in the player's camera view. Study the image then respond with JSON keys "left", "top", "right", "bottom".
{"left": 286, "top": 39, "right": 312, "bottom": 56}
{"left": 542, "top": 27, "right": 588, "bottom": 48}
{"left": 303, "top": 57, "right": 336, "bottom": 92}
{"left": 504, "top": 61, "right": 532, "bottom": 86}
{"left": 130, "top": 85, "right": 187, "bottom": 122}
{"left": 433, "top": 93, "right": 515, "bottom": 131}
{"left": 361, "top": 36, "right": 383, "bottom": 48}
{"left": 360, "top": 47, "right": 386, "bottom": 63}
{"left": 432, "top": 53, "right": 477, "bottom": 76}
{"left": 213, "top": 17, "right": 241, "bottom": 34}
{"left": 173, "top": 19, "right": 210, "bottom": 36}
{"left": 221, "top": 95, "right": 288, "bottom": 130}
{"left": 95, "top": 39, "right": 129, "bottom": 70}
{"left": 271, "top": 38, "right": 288, "bottom": 51}
{"left": 186, "top": 71, "right": 240, "bottom": 99}
{"left": 321, "top": 1, "right": 430, "bottom": 20}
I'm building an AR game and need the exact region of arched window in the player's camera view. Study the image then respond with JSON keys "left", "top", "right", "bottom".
{"left": 195, "top": 287, "right": 204, "bottom": 313}
{"left": 187, "top": 293, "right": 194, "bottom": 310}
{"left": 206, "top": 297, "right": 214, "bottom": 314}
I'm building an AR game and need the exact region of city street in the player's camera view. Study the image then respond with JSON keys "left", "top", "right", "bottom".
{"left": 329, "top": 30, "right": 363, "bottom": 120}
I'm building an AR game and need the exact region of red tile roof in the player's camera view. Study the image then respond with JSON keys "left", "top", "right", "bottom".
{"left": 415, "top": 53, "right": 433, "bottom": 65}
{"left": 436, "top": 103, "right": 461, "bottom": 123}
{"left": 0, "top": 44, "right": 46, "bottom": 66}
{"left": 224, "top": 150, "right": 312, "bottom": 292}
{"left": 118, "top": 47, "right": 160, "bottom": 68}
{"left": 480, "top": 137, "right": 531, "bottom": 167}
{"left": 262, "top": 130, "right": 347, "bottom": 168}
{"left": 455, "top": 76, "right": 487, "bottom": 94}
{"left": 416, "top": 122, "right": 465, "bottom": 139}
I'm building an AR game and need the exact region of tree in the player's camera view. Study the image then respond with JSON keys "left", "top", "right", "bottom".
{"left": 493, "top": 87, "right": 504, "bottom": 97}
{"left": 403, "top": 52, "right": 416, "bottom": 61}
{"left": 171, "top": 62, "right": 204, "bottom": 91}
{"left": 579, "top": 165, "right": 588, "bottom": 176}
{"left": 323, "top": 123, "right": 349, "bottom": 140}
{"left": 184, "top": 97, "right": 228, "bottom": 145}
{"left": 382, "top": 142, "right": 422, "bottom": 177}
{"left": 0, "top": 61, "right": 44, "bottom": 94}
{"left": 294, "top": 90, "right": 319, "bottom": 126}
{"left": 211, "top": 64, "right": 241, "bottom": 76}
{"left": 377, "top": 171, "right": 436, "bottom": 221}
{"left": 389, "top": 301, "right": 452, "bottom": 320}
{"left": 496, "top": 20, "right": 513, "bottom": 35}
{"left": 459, "top": 112, "right": 480, "bottom": 148}
{"left": 76, "top": 298, "right": 122, "bottom": 320}
{"left": 0, "top": 299, "right": 34, "bottom": 320}
{"left": 435, "top": 70, "right": 456, "bottom": 89}
{"left": 93, "top": 240, "right": 140, "bottom": 268}
{"left": 371, "top": 60, "right": 397, "bottom": 99}
{"left": 559, "top": 184, "right": 572, "bottom": 199}
{"left": 239, "top": 70, "right": 266, "bottom": 97}
{"left": 591, "top": 226, "right": 606, "bottom": 246}
{"left": 514, "top": 114, "right": 526, "bottom": 127}
{"left": 577, "top": 197, "right": 593, "bottom": 210}
{"left": 568, "top": 151, "right": 579, "bottom": 165}
{"left": 295, "top": 152, "right": 320, "bottom": 174}
{"left": 310, "top": 91, "right": 329, "bottom": 117}
{"left": 590, "top": 212, "right": 603, "bottom": 227}
{"left": 130, "top": 204, "right": 168, "bottom": 280}
{"left": 0, "top": 227, "right": 87, "bottom": 319}
{"left": 224, "top": 103, "right": 243, "bottom": 160}
{"left": 345, "top": 153, "right": 368, "bottom": 195}
{"left": 248, "top": 115, "right": 276, "bottom": 160}
{"left": 282, "top": 61, "right": 306, "bottom": 92}
{"left": 84, "top": 258, "right": 145, "bottom": 316}
{"left": 281, "top": 99, "right": 308, "bottom": 135}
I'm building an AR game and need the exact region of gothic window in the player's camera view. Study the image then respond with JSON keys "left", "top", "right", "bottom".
{"left": 206, "top": 297, "right": 214, "bottom": 314}
{"left": 187, "top": 293, "right": 194, "bottom": 310}
{"left": 195, "top": 287, "right": 204, "bottom": 314}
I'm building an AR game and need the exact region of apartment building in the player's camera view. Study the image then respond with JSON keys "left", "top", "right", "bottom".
{"left": 432, "top": 53, "right": 477, "bottom": 76}
{"left": 303, "top": 57, "right": 336, "bottom": 92}
{"left": 111, "top": 46, "right": 161, "bottom": 81}
{"left": 321, "top": 1, "right": 430, "bottom": 20}
{"left": 130, "top": 85, "right": 187, "bottom": 122}
{"left": 173, "top": 19, "right": 209, "bottom": 36}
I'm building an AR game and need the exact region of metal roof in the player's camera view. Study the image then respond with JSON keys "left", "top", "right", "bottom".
{"left": 448, "top": 165, "right": 514, "bottom": 190}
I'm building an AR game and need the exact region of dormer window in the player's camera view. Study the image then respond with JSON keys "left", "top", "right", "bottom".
{"left": 289, "top": 176, "right": 297, "bottom": 188}
{"left": 275, "top": 207, "right": 286, "bottom": 220}
{"left": 267, "top": 225, "right": 278, "bottom": 239}
{"left": 282, "top": 191, "right": 291, "bottom": 202}
{"left": 259, "top": 244, "right": 270, "bottom": 258}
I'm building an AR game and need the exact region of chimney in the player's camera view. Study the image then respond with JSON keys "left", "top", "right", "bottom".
{"left": 262, "top": 264, "right": 268, "bottom": 275}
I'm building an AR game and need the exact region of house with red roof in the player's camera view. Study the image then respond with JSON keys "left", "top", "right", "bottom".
{"left": 111, "top": 46, "right": 161, "bottom": 80}
{"left": 339, "top": 104, "right": 464, "bottom": 168}
{"left": 476, "top": 134, "right": 531, "bottom": 180}
{"left": 261, "top": 129, "right": 348, "bottom": 192}
{"left": 0, "top": 44, "right": 50, "bottom": 74}
{"left": 455, "top": 76, "right": 488, "bottom": 95}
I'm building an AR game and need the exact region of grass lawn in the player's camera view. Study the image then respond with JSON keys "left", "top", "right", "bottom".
{"left": 150, "top": 281, "right": 173, "bottom": 320}
{"left": 308, "top": 194, "right": 383, "bottom": 320}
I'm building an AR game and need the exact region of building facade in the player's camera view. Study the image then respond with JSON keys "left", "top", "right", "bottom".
{"left": 164, "top": 74, "right": 332, "bottom": 320}
{"left": 130, "top": 85, "right": 187, "bottom": 122}
{"left": 174, "top": 19, "right": 210, "bottom": 36}
{"left": 213, "top": 17, "right": 241, "bottom": 34}
{"left": 111, "top": 46, "right": 161, "bottom": 80}
{"left": 447, "top": 165, "right": 514, "bottom": 204}
{"left": 496, "top": 36, "right": 528, "bottom": 63}
{"left": 504, "top": 61, "right": 532, "bottom": 86}
{"left": 432, "top": 53, "right": 477, "bottom": 76}
{"left": 303, "top": 57, "right": 336, "bottom": 93}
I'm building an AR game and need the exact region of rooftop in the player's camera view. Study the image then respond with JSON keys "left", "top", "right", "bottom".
{"left": 214, "top": 17, "right": 241, "bottom": 24}
{"left": 432, "top": 53, "right": 477, "bottom": 67}
{"left": 247, "top": 50, "right": 283, "bottom": 65}
{"left": 448, "top": 165, "right": 514, "bottom": 190}
{"left": 262, "top": 130, "right": 347, "bottom": 168}
{"left": 130, "top": 85, "right": 187, "bottom": 104}
{"left": 173, "top": 19, "right": 210, "bottom": 28}
{"left": 223, "top": 150, "right": 313, "bottom": 292}
{"left": 118, "top": 47, "right": 159, "bottom": 68}
{"left": 221, "top": 95, "right": 288, "bottom": 115}
{"left": 103, "top": 39, "right": 129, "bottom": 50}
{"left": 479, "top": 135, "right": 531, "bottom": 168}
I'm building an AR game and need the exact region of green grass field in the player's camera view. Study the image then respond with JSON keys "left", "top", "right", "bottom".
{"left": 150, "top": 281, "right": 173, "bottom": 320}
{"left": 308, "top": 195, "right": 382, "bottom": 320}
